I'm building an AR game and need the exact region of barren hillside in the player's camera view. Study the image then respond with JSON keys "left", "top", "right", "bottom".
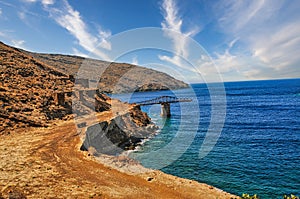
{"left": 25, "top": 51, "right": 189, "bottom": 93}
{"left": 0, "top": 41, "right": 73, "bottom": 133}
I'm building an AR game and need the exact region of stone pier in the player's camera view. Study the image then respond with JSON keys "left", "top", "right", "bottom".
{"left": 161, "top": 103, "right": 171, "bottom": 117}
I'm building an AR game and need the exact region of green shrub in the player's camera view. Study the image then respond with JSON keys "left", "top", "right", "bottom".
{"left": 241, "top": 193, "right": 259, "bottom": 199}
{"left": 241, "top": 193, "right": 299, "bottom": 199}
{"left": 283, "top": 194, "right": 299, "bottom": 199}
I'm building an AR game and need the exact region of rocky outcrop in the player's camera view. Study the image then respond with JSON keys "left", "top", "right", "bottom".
{"left": 80, "top": 106, "right": 158, "bottom": 155}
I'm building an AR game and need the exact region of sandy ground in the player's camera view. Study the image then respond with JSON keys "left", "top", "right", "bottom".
{"left": 0, "top": 112, "right": 239, "bottom": 199}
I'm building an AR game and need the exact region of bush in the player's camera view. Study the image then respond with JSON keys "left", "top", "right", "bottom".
{"left": 242, "top": 194, "right": 299, "bottom": 199}
{"left": 283, "top": 194, "right": 299, "bottom": 199}
{"left": 241, "top": 193, "right": 259, "bottom": 199}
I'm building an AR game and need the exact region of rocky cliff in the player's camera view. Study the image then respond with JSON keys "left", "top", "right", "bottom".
{"left": 80, "top": 105, "right": 158, "bottom": 155}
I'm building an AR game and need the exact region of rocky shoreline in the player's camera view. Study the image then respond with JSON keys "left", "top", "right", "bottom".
{"left": 79, "top": 105, "right": 159, "bottom": 156}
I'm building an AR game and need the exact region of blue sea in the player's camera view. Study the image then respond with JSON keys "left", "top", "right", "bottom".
{"left": 113, "top": 78, "right": 300, "bottom": 198}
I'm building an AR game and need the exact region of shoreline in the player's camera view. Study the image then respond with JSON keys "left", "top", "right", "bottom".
{"left": 0, "top": 116, "right": 239, "bottom": 198}
{"left": 92, "top": 126, "right": 238, "bottom": 198}
{"left": 77, "top": 111, "right": 239, "bottom": 198}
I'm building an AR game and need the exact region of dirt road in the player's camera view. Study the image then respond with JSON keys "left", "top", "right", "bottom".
{"left": 0, "top": 113, "right": 238, "bottom": 198}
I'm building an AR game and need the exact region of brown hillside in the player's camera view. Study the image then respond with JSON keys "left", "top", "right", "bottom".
{"left": 0, "top": 42, "right": 116, "bottom": 134}
{"left": 25, "top": 52, "right": 189, "bottom": 93}
{"left": 0, "top": 41, "right": 73, "bottom": 133}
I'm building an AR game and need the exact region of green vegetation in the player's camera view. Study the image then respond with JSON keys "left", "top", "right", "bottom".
{"left": 283, "top": 194, "right": 299, "bottom": 199}
{"left": 241, "top": 193, "right": 259, "bottom": 199}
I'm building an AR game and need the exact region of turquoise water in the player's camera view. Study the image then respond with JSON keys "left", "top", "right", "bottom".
{"left": 113, "top": 78, "right": 300, "bottom": 198}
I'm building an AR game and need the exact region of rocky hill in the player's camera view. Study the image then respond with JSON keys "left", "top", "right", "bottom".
{"left": 0, "top": 41, "right": 72, "bottom": 133}
{"left": 0, "top": 42, "right": 150, "bottom": 135}
{"left": 0, "top": 41, "right": 160, "bottom": 153}
{"left": 25, "top": 51, "right": 189, "bottom": 93}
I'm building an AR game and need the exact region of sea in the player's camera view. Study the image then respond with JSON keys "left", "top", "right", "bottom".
{"left": 112, "top": 78, "right": 300, "bottom": 199}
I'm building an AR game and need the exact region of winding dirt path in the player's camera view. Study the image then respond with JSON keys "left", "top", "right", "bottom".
{"left": 0, "top": 113, "right": 239, "bottom": 199}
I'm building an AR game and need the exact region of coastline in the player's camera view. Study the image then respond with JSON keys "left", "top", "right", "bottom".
{"left": 0, "top": 115, "right": 239, "bottom": 198}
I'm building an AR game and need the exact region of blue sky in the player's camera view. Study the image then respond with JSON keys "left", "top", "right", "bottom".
{"left": 0, "top": 0, "right": 300, "bottom": 83}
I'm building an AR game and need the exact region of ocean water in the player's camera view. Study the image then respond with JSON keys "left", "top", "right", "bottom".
{"left": 112, "top": 78, "right": 300, "bottom": 198}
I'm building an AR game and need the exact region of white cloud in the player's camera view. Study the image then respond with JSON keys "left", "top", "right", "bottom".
{"left": 212, "top": 0, "right": 300, "bottom": 80}
{"left": 12, "top": 39, "right": 25, "bottom": 48}
{"left": 22, "top": 0, "right": 38, "bottom": 3}
{"left": 41, "top": 0, "right": 54, "bottom": 5}
{"left": 217, "top": 1, "right": 267, "bottom": 34}
{"left": 0, "top": 31, "right": 5, "bottom": 37}
{"left": 0, "top": 8, "right": 2, "bottom": 16}
{"left": 21, "top": 0, "right": 54, "bottom": 5}
{"left": 0, "top": 30, "right": 29, "bottom": 50}
{"left": 16, "top": 8, "right": 43, "bottom": 31}
{"left": 251, "top": 21, "right": 300, "bottom": 69}
{"left": 21, "top": 0, "right": 111, "bottom": 60}
{"left": 131, "top": 56, "right": 138, "bottom": 65}
{"left": 46, "top": 0, "right": 111, "bottom": 60}
{"left": 198, "top": 51, "right": 243, "bottom": 82}
{"left": 72, "top": 48, "right": 88, "bottom": 58}
{"left": 159, "top": 0, "right": 199, "bottom": 69}
{"left": 97, "top": 28, "right": 111, "bottom": 50}
{"left": 18, "top": 11, "right": 26, "bottom": 20}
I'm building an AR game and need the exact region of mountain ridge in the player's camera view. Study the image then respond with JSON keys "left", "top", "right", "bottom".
{"left": 21, "top": 48, "right": 189, "bottom": 93}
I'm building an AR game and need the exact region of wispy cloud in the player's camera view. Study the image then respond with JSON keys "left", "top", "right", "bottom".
{"left": 217, "top": 1, "right": 267, "bottom": 34}
{"left": 16, "top": 7, "right": 45, "bottom": 32}
{"left": 212, "top": 0, "right": 300, "bottom": 80}
{"left": 18, "top": 11, "right": 26, "bottom": 20}
{"left": 0, "top": 29, "right": 28, "bottom": 50}
{"left": 12, "top": 39, "right": 25, "bottom": 48}
{"left": 18, "top": 0, "right": 111, "bottom": 60}
{"left": 0, "top": 31, "right": 5, "bottom": 37}
{"left": 21, "top": 0, "right": 54, "bottom": 5}
{"left": 43, "top": 0, "right": 111, "bottom": 60}
{"left": 21, "top": 0, "right": 38, "bottom": 3}
{"left": 159, "top": 0, "right": 199, "bottom": 69}
{"left": 41, "top": 0, "right": 54, "bottom": 5}
{"left": 131, "top": 56, "right": 138, "bottom": 65}
{"left": 72, "top": 47, "right": 88, "bottom": 58}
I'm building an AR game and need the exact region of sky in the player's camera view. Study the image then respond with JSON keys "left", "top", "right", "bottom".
{"left": 0, "top": 0, "right": 300, "bottom": 83}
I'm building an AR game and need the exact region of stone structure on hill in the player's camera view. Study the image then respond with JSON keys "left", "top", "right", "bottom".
{"left": 54, "top": 92, "right": 65, "bottom": 106}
